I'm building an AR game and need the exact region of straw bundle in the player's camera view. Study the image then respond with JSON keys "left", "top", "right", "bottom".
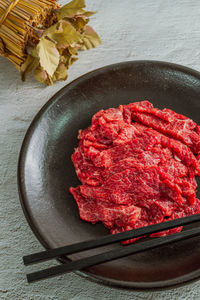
{"left": 0, "top": 0, "right": 59, "bottom": 70}
{"left": 0, "top": 0, "right": 101, "bottom": 85}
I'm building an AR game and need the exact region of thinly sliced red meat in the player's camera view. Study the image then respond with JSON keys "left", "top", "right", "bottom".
{"left": 69, "top": 186, "right": 141, "bottom": 228}
{"left": 131, "top": 111, "right": 200, "bottom": 153}
{"left": 69, "top": 100, "right": 200, "bottom": 244}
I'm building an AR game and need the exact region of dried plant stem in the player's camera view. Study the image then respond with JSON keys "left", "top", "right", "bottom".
{"left": 0, "top": 0, "right": 59, "bottom": 68}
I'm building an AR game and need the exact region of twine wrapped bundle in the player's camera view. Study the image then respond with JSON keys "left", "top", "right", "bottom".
{"left": 0, "top": 0, "right": 59, "bottom": 69}
{"left": 0, "top": 0, "right": 101, "bottom": 85}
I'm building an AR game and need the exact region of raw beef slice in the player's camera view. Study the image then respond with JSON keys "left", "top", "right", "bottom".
{"left": 69, "top": 101, "right": 200, "bottom": 244}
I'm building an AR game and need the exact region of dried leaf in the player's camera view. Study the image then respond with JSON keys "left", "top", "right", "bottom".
{"left": 42, "top": 22, "right": 58, "bottom": 37}
{"left": 66, "top": 56, "right": 78, "bottom": 68}
{"left": 57, "top": 43, "right": 70, "bottom": 50}
{"left": 47, "top": 74, "right": 54, "bottom": 86}
{"left": 48, "top": 21, "right": 82, "bottom": 47}
{"left": 7, "top": 0, "right": 101, "bottom": 86}
{"left": 60, "top": 55, "right": 68, "bottom": 64}
{"left": 60, "top": 51, "right": 78, "bottom": 68}
{"left": 82, "top": 11, "right": 96, "bottom": 17}
{"left": 34, "top": 67, "right": 48, "bottom": 84}
{"left": 70, "top": 16, "right": 89, "bottom": 30}
{"left": 68, "top": 45, "right": 78, "bottom": 55}
{"left": 80, "top": 25, "right": 101, "bottom": 50}
{"left": 57, "top": 0, "right": 86, "bottom": 20}
{"left": 20, "top": 55, "right": 39, "bottom": 81}
{"left": 31, "top": 47, "right": 39, "bottom": 58}
{"left": 36, "top": 37, "right": 60, "bottom": 77}
{"left": 53, "top": 63, "right": 68, "bottom": 81}
{"left": 69, "top": 56, "right": 78, "bottom": 66}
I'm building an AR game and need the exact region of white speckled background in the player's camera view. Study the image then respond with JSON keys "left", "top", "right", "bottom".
{"left": 1, "top": 0, "right": 200, "bottom": 299}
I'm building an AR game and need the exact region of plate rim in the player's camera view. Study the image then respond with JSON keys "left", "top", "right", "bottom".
{"left": 18, "top": 60, "right": 200, "bottom": 290}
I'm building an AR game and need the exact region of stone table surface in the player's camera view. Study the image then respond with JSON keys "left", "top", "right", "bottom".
{"left": 1, "top": 0, "right": 200, "bottom": 299}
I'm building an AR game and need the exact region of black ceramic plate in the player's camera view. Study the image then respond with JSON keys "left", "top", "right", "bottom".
{"left": 18, "top": 61, "right": 200, "bottom": 290}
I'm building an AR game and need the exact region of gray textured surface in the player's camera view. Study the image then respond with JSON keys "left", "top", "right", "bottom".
{"left": 1, "top": 0, "right": 200, "bottom": 299}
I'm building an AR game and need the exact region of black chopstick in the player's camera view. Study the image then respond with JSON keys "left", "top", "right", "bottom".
{"left": 23, "top": 213, "right": 200, "bottom": 266}
{"left": 26, "top": 225, "right": 200, "bottom": 283}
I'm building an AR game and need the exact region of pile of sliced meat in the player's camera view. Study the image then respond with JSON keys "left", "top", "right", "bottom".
{"left": 69, "top": 101, "right": 200, "bottom": 244}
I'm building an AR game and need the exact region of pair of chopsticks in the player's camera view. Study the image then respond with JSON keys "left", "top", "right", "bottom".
{"left": 23, "top": 213, "right": 200, "bottom": 283}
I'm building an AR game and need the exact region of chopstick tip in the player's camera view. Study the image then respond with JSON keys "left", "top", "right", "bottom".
{"left": 23, "top": 255, "right": 29, "bottom": 266}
